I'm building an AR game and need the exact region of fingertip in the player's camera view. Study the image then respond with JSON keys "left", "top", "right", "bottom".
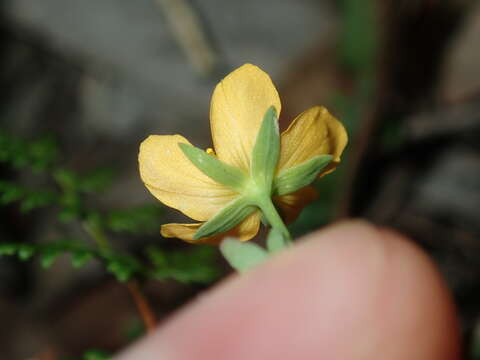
{"left": 116, "top": 220, "right": 461, "bottom": 360}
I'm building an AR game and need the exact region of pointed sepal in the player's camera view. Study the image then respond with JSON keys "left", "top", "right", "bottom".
{"left": 250, "top": 106, "right": 280, "bottom": 193}
{"left": 194, "top": 197, "right": 255, "bottom": 240}
{"left": 273, "top": 155, "right": 332, "bottom": 196}
{"left": 179, "top": 143, "right": 248, "bottom": 192}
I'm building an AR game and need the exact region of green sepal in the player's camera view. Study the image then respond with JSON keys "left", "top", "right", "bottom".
{"left": 266, "top": 227, "right": 290, "bottom": 253}
{"left": 179, "top": 143, "right": 248, "bottom": 192}
{"left": 194, "top": 197, "right": 255, "bottom": 240}
{"left": 220, "top": 237, "right": 267, "bottom": 272}
{"left": 273, "top": 155, "right": 333, "bottom": 196}
{"left": 250, "top": 106, "right": 280, "bottom": 192}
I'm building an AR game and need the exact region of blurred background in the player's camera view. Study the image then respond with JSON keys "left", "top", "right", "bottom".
{"left": 1, "top": 0, "right": 480, "bottom": 358}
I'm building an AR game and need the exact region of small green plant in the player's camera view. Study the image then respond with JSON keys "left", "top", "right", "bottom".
{"left": 0, "top": 130, "right": 221, "bottom": 358}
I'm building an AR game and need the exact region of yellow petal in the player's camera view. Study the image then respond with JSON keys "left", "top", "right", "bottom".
{"left": 139, "top": 135, "right": 236, "bottom": 221}
{"left": 275, "top": 186, "right": 318, "bottom": 224}
{"left": 278, "top": 106, "right": 347, "bottom": 176}
{"left": 161, "top": 212, "right": 261, "bottom": 245}
{"left": 210, "top": 64, "right": 281, "bottom": 171}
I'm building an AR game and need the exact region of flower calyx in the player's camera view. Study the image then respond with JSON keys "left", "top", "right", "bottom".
{"left": 180, "top": 106, "right": 332, "bottom": 242}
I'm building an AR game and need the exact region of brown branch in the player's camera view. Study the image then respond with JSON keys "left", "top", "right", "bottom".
{"left": 126, "top": 280, "right": 157, "bottom": 334}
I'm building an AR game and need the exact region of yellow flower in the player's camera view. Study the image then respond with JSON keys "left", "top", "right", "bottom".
{"left": 139, "top": 64, "right": 347, "bottom": 244}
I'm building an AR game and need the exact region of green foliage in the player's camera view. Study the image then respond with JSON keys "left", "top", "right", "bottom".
{"left": 54, "top": 167, "right": 114, "bottom": 194}
{"left": 147, "top": 245, "right": 220, "bottom": 283}
{"left": 54, "top": 167, "right": 115, "bottom": 222}
{"left": 104, "top": 253, "right": 144, "bottom": 283}
{"left": 0, "top": 240, "right": 95, "bottom": 269}
{"left": 0, "top": 181, "right": 57, "bottom": 213}
{"left": 105, "top": 205, "right": 163, "bottom": 235}
{"left": 0, "top": 131, "right": 58, "bottom": 171}
{"left": 0, "top": 238, "right": 220, "bottom": 283}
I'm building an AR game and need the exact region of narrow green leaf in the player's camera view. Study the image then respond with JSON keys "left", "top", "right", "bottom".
{"left": 105, "top": 255, "right": 140, "bottom": 282}
{"left": 220, "top": 237, "right": 267, "bottom": 272}
{"left": 71, "top": 250, "right": 93, "bottom": 268}
{"left": 266, "top": 228, "right": 290, "bottom": 253}
{"left": 0, "top": 183, "right": 24, "bottom": 204}
{"left": 28, "top": 136, "right": 59, "bottom": 170}
{"left": 18, "top": 244, "right": 35, "bottom": 260}
{"left": 194, "top": 197, "right": 255, "bottom": 240}
{"left": 179, "top": 143, "right": 247, "bottom": 192}
{"left": 107, "top": 261, "right": 132, "bottom": 282}
{"left": 106, "top": 205, "right": 163, "bottom": 235}
{"left": 83, "top": 350, "right": 110, "bottom": 360}
{"left": 79, "top": 167, "right": 114, "bottom": 193}
{"left": 251, "top": 106, "right": 280, "bottom": 191}
{"left": 20, "top": 190, "right": 56, "bottom": 213}
{"left": 273, "top": 155, "right": 333, "bottom": 196}
{"left": 147, "top": 246, "right": 220, "bottom": 284}
{"left": 0, "top": 243, "right": 18, "bottom": 255}
{"left": 40, "top": 249, "right": 61, "bottom": 268}
{"left": 53, "top": 168, "right": 79, "bottom": 190}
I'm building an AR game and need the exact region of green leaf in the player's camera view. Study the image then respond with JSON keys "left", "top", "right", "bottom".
{"left": 18, "top": 244, "right": 35, "bottom": 260}
{"left": 71, "top": 250, "right": 93, "bottom": 268}
{"left": 28, "top": 136, "right": 59, "bottom": 170}
{"left": 79, "top": 167, "right": 114, "bottom": 193}
{"left": 250, "top": 106, "right": 280, "bottom": 192}
{"left": 148, "top": 246, "right": 220, "bottom": 284}
{"left": 0, "top": 243, "right": 18, "bottom": 255}
{"left": 220, "top": 237, "right": 267, "bottom": 272}
{"left": 54, "top": 168, "right": 79, "bottom": 190}
{"left": 106, "top": 205, "right": 163, "bottom": 235}
{"left": 105, "top": 255, "right": 141, "bottom": 282}
{"left": 20, "top": 189, "right": 56, "bottom": 213}
{"left": 83, "top": 350, "right": 110, "bottom": 360}
{"left": 194, "top": 197, "right": 255, "bottom": 240}
{"left": 266, "top": 228, "right": 290, "bottom": 253}
{"left": 58, "top": 191, "right": 83, "bottom": 221}
{"left": 179, "top": 143, "right": 247, "bottom": 192}
{"left": 0, "top": 132, "right": 58, "bottom": 170}
{"left": 146, "top": 247, "right": 168, "bottom": 268}
{"left": 273, "top": 155, "right": 332, "bottom": 196}
{"left": 40, "top": 248, "right": 62, "bottom": 268}
{"left": 58, "top": 207, "right": 81, "bottom": 223}
{"left": 0, "top": 182, "right": 25, "bottom": 204}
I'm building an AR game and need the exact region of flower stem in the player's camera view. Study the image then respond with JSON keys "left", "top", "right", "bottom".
{"left": 257, "top": 197, "right": 292, "bottom": 245}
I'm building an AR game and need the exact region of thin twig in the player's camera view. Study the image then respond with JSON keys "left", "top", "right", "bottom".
{"left": 83, "top": 219, "right": 157, "bottom": 333}
{"left": 126, "top": 280, "right": 157, "bottom": 333}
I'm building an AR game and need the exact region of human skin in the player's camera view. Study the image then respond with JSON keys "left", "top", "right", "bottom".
{"left": 115, "top": 221, "right": 461, "bottom": 360}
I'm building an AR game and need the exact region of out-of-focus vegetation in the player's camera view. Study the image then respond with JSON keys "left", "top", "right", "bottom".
{"left": 0, "top": 130, "right": 220, "bottom": 284}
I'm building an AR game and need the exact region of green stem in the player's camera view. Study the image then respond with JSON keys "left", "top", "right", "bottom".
{"left": 83, "top": 220, "right": 111, "bottom": 254}
{"left": 257, "top": 197, "right": 292, "bottom": 244}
